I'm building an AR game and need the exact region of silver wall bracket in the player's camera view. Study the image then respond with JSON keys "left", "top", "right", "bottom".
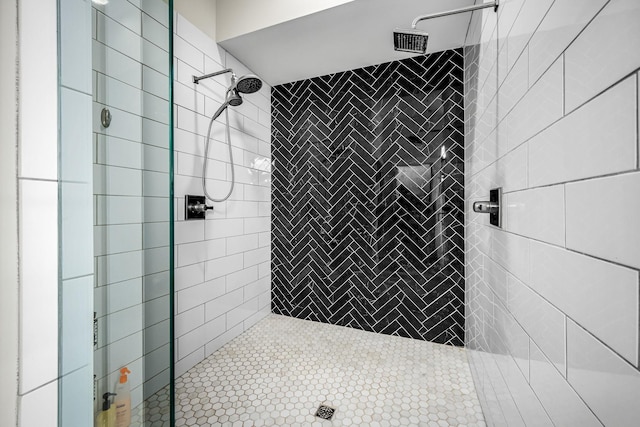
{"left": 411, "top": 1, "right": 499, "bottom": 28}
{"left": 193, "top": 68, "right": 233, "bottom": 84}
{"left": 473, "top": 187, "right": 502, "bottom": 227}
{"left": 185, "top": 195, "right": 213, "bottom": 220}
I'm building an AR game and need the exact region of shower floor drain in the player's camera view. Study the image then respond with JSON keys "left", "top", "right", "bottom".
{"left": 315, "top": 405, "right": 336, "bottom": 420}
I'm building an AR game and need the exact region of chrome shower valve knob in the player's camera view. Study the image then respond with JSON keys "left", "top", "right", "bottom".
{"left": 188, "top": 203, "right": 213, "bottom": 214}
{"left": 472, "top": 188, "right": 502, "bottom": 227}
{"left": 185, "top": 195, "right": 212, "bottom": 220}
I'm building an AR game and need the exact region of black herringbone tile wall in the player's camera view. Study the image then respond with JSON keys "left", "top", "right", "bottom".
{"left": 271, "top": 49, "right": 465, "bottom": 345}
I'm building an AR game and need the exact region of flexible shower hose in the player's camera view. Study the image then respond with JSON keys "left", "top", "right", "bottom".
{"left": 202, "top": 105, "right": 235, "bottom": 202}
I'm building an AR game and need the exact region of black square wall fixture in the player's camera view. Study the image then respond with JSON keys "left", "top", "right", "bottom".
{"left": 271, "top": 50, "right": 465, "bottom": 346}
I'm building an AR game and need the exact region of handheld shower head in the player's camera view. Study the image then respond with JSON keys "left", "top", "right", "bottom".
{"left": 227, "top": 89, "right": 243, "bottom": 106}
{"left": 233, "top": 74, "right": 263, "bottom": 94}
{"left": 197, "top": 69, "right": 262, "bottom": 204}
{"left": 209, "top": 89, "right": 243, "bottom": 123}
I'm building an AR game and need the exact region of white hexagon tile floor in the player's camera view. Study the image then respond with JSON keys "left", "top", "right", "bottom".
{"left": 130, "top": 385, "right": 172, "bottom": 426}
{"left": 174, "top": 314, "right": 486, "bottom": 426}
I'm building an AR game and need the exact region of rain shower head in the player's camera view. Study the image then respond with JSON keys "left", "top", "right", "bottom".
{"left": 394, "top": 1, "right": 499, "bottom": 55}
{"left": 233, "top": 74, "right": 263, "bottom": 94}
{"left": 393, "top": 29, "right": 429, "bottom": 54}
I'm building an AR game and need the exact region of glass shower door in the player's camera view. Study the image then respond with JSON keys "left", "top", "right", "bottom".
{"left": 58, "top": 0, "right": 174, "bottom": 425}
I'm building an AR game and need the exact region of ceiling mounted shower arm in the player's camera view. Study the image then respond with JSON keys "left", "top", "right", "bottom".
{"left": 411, "top": 0, "right": 499, "bottom": 28}
{"left": 193, "top": 68, "right": 234, "bottom": 84}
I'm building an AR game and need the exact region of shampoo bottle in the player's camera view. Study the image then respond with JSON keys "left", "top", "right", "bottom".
{"left": 114, "top": 367, "right": 131, "bottom": 427}
{"left": 96, "top": 393, "right": 116, "bottom": 427}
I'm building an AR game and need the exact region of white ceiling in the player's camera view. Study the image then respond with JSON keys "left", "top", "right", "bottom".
{"left": 218, "top": 0, "right": 477, "bottom": 86}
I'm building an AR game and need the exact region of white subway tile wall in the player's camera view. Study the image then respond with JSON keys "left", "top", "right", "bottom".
{"left": 18, "top": 0, "right": 58, "bottom": 181}
{"left": 19, "top": 180, "right": 59, "bottom": 393}
{"left": 173, "top": 13, "right": 272, "bottom": 378}
{"left": 18, "top": 0, "right": 93, "bottom": 427}
{"left": 17, "top": 0, "right": 94, "bottom": 424}
{"left": 59, "top": 3, "right": 95, "bottom": 426}
{"left": 19, "top": 380, "right": 58, "bottom": 427}
{"left": 465, "top": 0, "right": 640, "bottom": 426}
{"left": 92, "top": 0, "right": 171, "bottom": 414}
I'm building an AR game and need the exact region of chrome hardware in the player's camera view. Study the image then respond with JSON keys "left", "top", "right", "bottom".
{"left": 473, "top": 188, "right": 502, "bottom": 227}
{"left": 100, "top": 108, "right": 111, "bottom": 128}
{"left": 472, "top": 201, "right": 499, "bottom": 213}
{"left": 193, "top": 68, "right": 233, "bottom": 84}
{"left": 411, "top": 0, "right": 499, "bottom": 28}
{"left": 185, "top": 195, "right": 213, "bottom": 220}
{"left": 188, "top": 203, "right": 213, "bottom": 214}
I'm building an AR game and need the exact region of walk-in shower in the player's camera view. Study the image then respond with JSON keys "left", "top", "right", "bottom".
{"left": 54, "top": 0, "right": 477, "bottom": 423}
{"left": 36, "top": 0, "right": 635, "bottom": 424}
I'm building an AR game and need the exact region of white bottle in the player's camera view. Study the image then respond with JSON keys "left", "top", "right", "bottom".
{"left": 114, "top": 367, "right": 131, "bottom": 427}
